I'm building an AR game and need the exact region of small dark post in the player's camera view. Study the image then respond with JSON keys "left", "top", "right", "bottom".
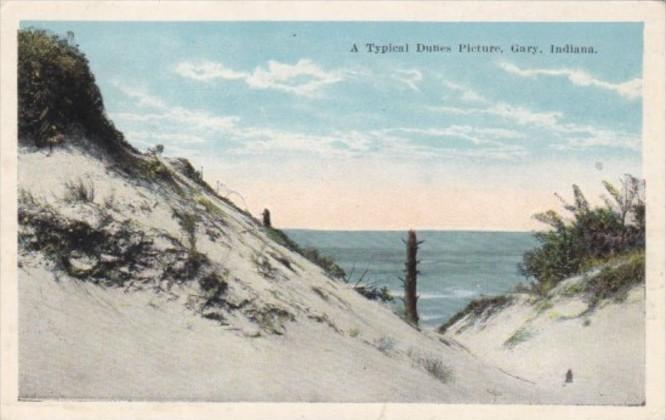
{"left": 403, "top": 230, "right": 420, "bottom": 326}
{"left": 262, "top": 208, "right": 272, "bottom": 228}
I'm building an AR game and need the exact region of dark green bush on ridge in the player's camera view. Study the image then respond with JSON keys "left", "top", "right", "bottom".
{"left": 519, "top": 175, "right": 645, "bottom": 295}
{"left": 18, "top": 28, "right": 135, "bottom": 154}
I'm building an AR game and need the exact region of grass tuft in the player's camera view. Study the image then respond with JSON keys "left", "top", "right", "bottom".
{"left": 63, "top": 177, "right": 95, "bottom": 203}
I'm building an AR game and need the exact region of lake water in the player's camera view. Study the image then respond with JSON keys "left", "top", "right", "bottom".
{"left": 285, "top": 230, "right": 537, "bottom": 329}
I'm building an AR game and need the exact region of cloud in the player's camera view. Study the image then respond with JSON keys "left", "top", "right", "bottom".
{"left": 429, "top": 86, "right": 639, "bottom": 151}
{"left": 444, "top": 81, "right": 488, "bottom": 103}
{"left": 112, "top": 82, "right": 239, "bottom": 132}
{"left": 431, "top": 103, "right": 563, "bottom": 127}
{"left": 174, "top": 61, "right": 246, "bottom": 81}
{"left": 497, "top": 62, "right": 642, "bottom": 100}
{"left": 549, "top": 124, "right": 641, "bottom": 151}
{"left": 174, "top": 59, "right": 343, "bottom": 97}
{"left": 385, "top": 125, "right": 525, "bottom": 146}
{"left": 392, "top": 69, "right": 423, "bottom": 91}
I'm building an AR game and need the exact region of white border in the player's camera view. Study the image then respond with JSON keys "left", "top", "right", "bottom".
{"left": 1, "top": 2, "right": 664, "bottom": 419}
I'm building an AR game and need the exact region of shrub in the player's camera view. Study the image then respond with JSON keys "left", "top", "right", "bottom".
{"left": 265, "top": 226, "right": 347, "bottom": 280}
{"left": 18, "top": 28, "right": 132, "bottom": 154}
{"left": 353, "top": 284, "right": 394, "bottom": 302}
{"left": 63, "top": 177, "right": 95, "bottom": 203}
{"left": 519, "top": 176, "right": 645, "bottom": 294}
{"left": 583, "top": 251, "right": 644, "bottom": 306}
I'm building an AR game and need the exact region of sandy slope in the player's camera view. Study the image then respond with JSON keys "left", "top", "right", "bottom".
{"left": 18, "top": 143, "right": 539, "bottom": 402}
{"left": 441, "top": 273, "right": 645, "bottom": 405}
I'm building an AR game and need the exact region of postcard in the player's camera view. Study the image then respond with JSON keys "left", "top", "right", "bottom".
{"left": 1, "top": 1, "right": 664, "bottom": 419}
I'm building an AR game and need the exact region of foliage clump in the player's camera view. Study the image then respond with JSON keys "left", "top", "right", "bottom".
{"left": 18, "top": 28, "right": 133, "bottom": 154}
{"left": 265, "top": 226, "right": 347, "bottom": 279}
{"left": 583, "top": 251, "right": 645, "bottom": 307}
{"left": 63, "top": 177, "right": 96, "bottom": 203}
{"left": 519, "top": 175, "right": 645, "bottom": 295}
{"left": 438, "top": 295, "right": 513, "bottom": 334}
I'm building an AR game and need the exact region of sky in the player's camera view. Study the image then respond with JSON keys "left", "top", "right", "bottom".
{"left": 25, "top": 22, "right": 643, "bottom": 231}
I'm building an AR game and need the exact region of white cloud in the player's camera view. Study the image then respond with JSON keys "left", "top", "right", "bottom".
{"left": 429, "top": 90, "right": 639, "bottom": 151}
{"left": 444, "top": 81, "right": 488, "bottom": 103}
{"left": 430, "top": 103, "right": 563, "bottom": 127}
{"left": 550, "top": 124, "right": 641, "bottom": 151}
{"left": 174, "top": 59, "right": 343, "bottom": 97}
{"left": 385, "top": 125, "right": 524, "bottom": 146}
{"left": 392, "top": 69, "right": 423, "bottom": 91}
{"left": 174, "top": 61, "right": 246, "bottom": 81}
{"left": 111, "top": 83, "right": 239, "bottom": 132}
{"left": 498, "top": 62, "right": 642, "bottom": 100}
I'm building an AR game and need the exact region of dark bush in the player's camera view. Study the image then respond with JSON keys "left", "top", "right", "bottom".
{"left": 584, "top": 251, "right": 644, "bottom": 307}
{"left": 265, "top": 226, "right": 347, "bottom": 280}
{"left": 519, "top": 175, "right": 645, "bottom": 294}
{"left": 18, "top": 28, "right": 135, "bottom": 155}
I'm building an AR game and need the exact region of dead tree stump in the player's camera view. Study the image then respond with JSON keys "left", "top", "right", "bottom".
{"left": 403, "top": 230, "right": 421, "bottom": 326}
{"left": 262, "top": 209, "right": 272, "bottom": 228}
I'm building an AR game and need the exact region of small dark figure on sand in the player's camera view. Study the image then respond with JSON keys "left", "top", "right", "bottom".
{"left": 565, "top": 369, "right": 573, "bottom": 385}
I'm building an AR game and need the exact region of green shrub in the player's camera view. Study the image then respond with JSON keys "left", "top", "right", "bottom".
{"left": 18, "top": 28, "right": 133, "bottom": 154}
{"left": 519, "top": 175, "right": 645, "bottom": 294}
{"left": 583, "top": 251, "right": 644, "bottom": 306}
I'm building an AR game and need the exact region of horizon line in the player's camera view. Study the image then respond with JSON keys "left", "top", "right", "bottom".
{"left": 279, "top": 227, "right": 534, "bottom": 233}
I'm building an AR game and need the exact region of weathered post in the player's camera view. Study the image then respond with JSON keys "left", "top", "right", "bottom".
{"left": 403, "top": 230, "right": 420, "bottom": 326}
{"left": 262, "top": 208, "right": 272, "bottom": 228}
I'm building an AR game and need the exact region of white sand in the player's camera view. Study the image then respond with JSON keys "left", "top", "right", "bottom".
{"left": 18, "top": 144, "right": 537, "bottom": 402}
{"left": 17, "top": 143, "right": 643, "bottom": 403}
{"left": 442, "top": 275, "right": 645, "bottom": 405}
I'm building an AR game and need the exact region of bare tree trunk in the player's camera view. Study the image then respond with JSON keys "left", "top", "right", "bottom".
{"left": 262, "top": 208, "right": 272, "bottom": 228}
{"left": 404, "top": 230, "right": 420, "bottom": 326}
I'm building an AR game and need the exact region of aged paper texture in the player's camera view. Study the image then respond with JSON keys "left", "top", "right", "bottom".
{"left": 1, "top": 1, "right": 664, "bottom": 419}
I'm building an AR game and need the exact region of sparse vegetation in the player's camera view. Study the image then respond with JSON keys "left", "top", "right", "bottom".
{"left": 254, "top": 254, "right": 278, "bottom": 280}
{"left": 148, "top": 144, "right": 164, "bottom": 155}
{"left": 103, "top": 191, "right": 117, "bottom": 210}
{"left": 353, "top": 284, "right": 394, "bottom": 302}
{"left": 407, "top": 349, "right": 454, "bottom": 383}
{"left": 374, "top": 336, "right": 396, "bottom": 353}
{"left": 198, "top": 271, "right": 229, "bottom": 311}
{"left": 438, "top": 295, "right": 513, "bottom": 334}
{"left": 63, "top": 177, "right": 95, "bottom": 203}
{"left": 265, "top": 226, "right": 347, "bottom": 280}
{"left": 421, "top": 357, "right": 453, "bottom": 383}
{"left": 503, "top": 327, "right": 532, "bottom": 349}
{"left": 196, "top": 196, "right": 221, "bottom": 216}
{"left": 173, "top": 210, "right": 199, "bottom": 253}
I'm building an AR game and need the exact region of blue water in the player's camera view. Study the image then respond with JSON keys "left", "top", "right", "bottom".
{"left": 285, "top": 230, "right": 537, "bottom": 328}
